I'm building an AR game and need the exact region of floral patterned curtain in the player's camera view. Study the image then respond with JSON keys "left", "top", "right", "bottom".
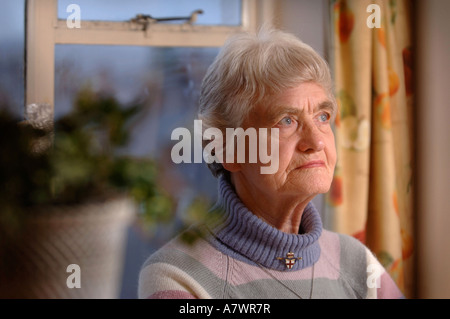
{"left": 327, "top": 0, "right": 414, "bottom": 297}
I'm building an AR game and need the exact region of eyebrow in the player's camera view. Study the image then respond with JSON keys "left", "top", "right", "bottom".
{"left": 267, "top": 99, "right": 337, "bottom": 123}
{"left": 318, "top": 100, "right": 337, "bottom": 119}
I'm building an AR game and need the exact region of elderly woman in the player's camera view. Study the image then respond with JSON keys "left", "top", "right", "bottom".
{"left": 138, "top": 28, "right": 403, "bottom": 299}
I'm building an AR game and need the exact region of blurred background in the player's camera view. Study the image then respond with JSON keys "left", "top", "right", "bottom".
{"left": 0, "top": 0, "right": 448, "bottom": 299}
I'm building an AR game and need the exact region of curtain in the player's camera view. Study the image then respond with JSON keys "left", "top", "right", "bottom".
{"left": 328, "top": 0, "right": 414, "bottom": 297}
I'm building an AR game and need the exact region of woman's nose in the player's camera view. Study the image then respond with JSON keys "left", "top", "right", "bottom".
{"left": 296, "top": 122, "right": 325, "bottom": 153}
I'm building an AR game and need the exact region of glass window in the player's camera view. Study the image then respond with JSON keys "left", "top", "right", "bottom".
{"left": 0, "top": 0, "right": 25, "bottom": 117}
{"left": 58, "top": 0, "right": 242, "bottom": 26}
{"left": 55, "top": 44, "right": 219, "bottom": 200}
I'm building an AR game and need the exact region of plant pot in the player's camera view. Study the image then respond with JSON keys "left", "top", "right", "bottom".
{"left": 0, "top": 197, "right": 135, "bottom": 299}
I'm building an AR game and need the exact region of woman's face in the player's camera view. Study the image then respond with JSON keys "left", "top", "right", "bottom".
{"left": 234, "top": 82, "right": 337, "bottom": 201}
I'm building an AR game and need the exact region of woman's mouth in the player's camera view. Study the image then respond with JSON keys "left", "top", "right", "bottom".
{"left": 297, "top": 160, "right": 326, "bottom": 169}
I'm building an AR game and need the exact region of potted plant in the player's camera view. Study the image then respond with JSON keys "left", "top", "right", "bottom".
{"left": 0, "top": 87, "right": 173, "bottom": 298}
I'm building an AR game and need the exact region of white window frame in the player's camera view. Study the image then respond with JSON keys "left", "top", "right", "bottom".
{"left": 25, "top": 0, "right": 276, "bottom": 115}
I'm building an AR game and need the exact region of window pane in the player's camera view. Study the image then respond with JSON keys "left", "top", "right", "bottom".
{"left": 58, "top": 0, "right": 242, "bottom": 26}
{"left": 0, "top": 0, "right": 25, "bottom": 118}
{"left": 55, "top": 44, "right": 219, "bottom": 200}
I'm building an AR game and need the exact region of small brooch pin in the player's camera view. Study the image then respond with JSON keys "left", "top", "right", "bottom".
{"left": 276, "top": 252, "right": 302, "bottom": 269}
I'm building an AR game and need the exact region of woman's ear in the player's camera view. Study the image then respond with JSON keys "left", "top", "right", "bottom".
{"left": 216, "top": 140, "right": 242, "bottom": 172}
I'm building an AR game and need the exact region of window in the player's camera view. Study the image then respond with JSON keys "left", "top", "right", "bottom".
{"left": 26, "top": 0, "right": 268, "bottom": 110}
{"left": 54, "top": 44, "right": 220, "bottom": 199}
{"left": 0, "top": 0, "right": 25, "bottom": 117}
{"left": 25, "top": 0, "right": 271, "bottom": 203}
{"left": 57, "top": 0, "right": 242, "bottom": 25}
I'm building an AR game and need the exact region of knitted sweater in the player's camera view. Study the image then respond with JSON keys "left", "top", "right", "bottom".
{"left": 138, "top": 175, "right": 404, "bottom": 299}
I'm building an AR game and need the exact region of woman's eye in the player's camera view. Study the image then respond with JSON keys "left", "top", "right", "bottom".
{"left": 318, "top": 113, "right": 330, "bottom": 123}
{"left": 278, "top": 116, "right": 293, "bottom": 126}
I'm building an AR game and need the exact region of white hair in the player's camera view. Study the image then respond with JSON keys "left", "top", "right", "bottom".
{"left": 198, "top": 27, "right": 336, "bottom": 177}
